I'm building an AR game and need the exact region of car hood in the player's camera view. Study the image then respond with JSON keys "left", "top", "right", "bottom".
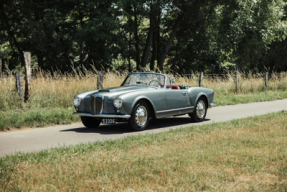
{"left": 78, "top": 86, "right": 157, "bottom": 99}
{"left": 97, "top": 86, "right": 156, "bottom": 97}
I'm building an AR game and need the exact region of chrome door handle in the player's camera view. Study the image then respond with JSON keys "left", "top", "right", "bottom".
{"left": 182, "top": 92, "right": 187, "bottom": 96}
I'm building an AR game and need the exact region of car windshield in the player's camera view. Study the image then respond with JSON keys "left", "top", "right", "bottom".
{"left": 121, "top": 73, "right": 166, "bottom": 88}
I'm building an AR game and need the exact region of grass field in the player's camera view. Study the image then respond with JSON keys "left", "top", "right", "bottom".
{"left": 0, "top": 71, "right": 287, "bottom": 130}
{"left": 0, "top": 111, "right": 286, "bottom": 191}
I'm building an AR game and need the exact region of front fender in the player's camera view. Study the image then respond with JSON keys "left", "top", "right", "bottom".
{"left": 119, "top": 95, "right": 157, "bottom": 116}
{"left": 131, "top": 96, "right": 157, "bottom": 114}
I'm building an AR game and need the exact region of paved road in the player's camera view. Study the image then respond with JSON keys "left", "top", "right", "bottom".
{"left": 1, "top": 99, "right": 287, "bottom": 157}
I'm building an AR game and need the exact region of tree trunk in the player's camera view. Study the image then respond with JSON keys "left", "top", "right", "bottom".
{"left": 34, "top": 8, "right": 44, "bottom": 69}
{"left": 214, "top": 63, "right": 220, "bottom": 74}
{"left": 55, "top": 25, "right": 71, "bottom": 68}
{"left": 134, "top": 5, "right": 140, "bottom": 71}
{"left": 79, "top": 11, "right": 85, "bottom": 64}
{"left": 0, "top": 58, "right": 2, "bottom": 74}
{"left": 141, "top": 13, "right": 154, "bottom": 68}
{"left": 128, "top": 32, "right": 131, "bottom": 72}
{"left": 170, "top": 37, "right": 181, "bottom": 71}
{"left": 150, "top": 28, "right": 157, "bottom": 71}
{"left": 156, "top": 15, "right": 162, "bottom": 72}
{"left": 36, "top": 53, "right": 44, "bottom": 69}
{"left": 158, "top": 16, "right": 182, "bottom": 71}
{"left": 151, "top": 10, "right": 160, "bottom": 71}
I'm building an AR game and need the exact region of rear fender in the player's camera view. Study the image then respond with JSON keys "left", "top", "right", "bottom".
{"left": 187, "top": 88, "right": 209, "bottom": 108}
{"left": 195, "top": 93, "right": 208, "bottom": 107}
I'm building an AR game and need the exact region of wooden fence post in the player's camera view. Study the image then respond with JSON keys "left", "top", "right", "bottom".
{"left": 235, "top": 71, "right": 239, "bottom": 93}
{"left": 24, "top": 52, "right": 31, "bottom": 103}
{"left": 15, "top": 72, "right": 23, "bottom": 100}
{"left": 199, "top": 72, "right": 203, "bottom": 87}
{"left": 97, "top": 71, "right": 104, "bottom": 90}
{"left": 265, "top": 72, "right": 268, "bottom": 89}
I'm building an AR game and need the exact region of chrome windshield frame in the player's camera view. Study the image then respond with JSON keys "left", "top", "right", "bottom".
{"left": 121, "top": 72, "right": 167, "bottom": 88}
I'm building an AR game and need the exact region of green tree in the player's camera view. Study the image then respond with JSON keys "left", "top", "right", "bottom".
{"left": 217, "top": 0, "right": 287, "bottom": 71}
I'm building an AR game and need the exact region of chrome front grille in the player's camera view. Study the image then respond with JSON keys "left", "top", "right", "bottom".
{"left": 91, "top": 95, "right": 104, "bottom": 114}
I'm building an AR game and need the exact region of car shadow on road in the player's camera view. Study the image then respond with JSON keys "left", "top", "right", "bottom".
{"left": 61, "top": 117, "right": 211, "bottom": 135}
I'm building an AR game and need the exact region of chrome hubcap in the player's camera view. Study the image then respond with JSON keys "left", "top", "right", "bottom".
{"left": 196, "top": 100, "right": 206, "bottom": 119}
{"left": 135, "top": 106, "right": 148, "bottom": 127}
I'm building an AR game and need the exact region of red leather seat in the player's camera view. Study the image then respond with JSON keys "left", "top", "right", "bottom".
{"left": 166, "top": 85, "right": 180, "bottom": 89}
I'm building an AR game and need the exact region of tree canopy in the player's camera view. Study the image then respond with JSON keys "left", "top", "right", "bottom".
{"left": 1, "top": 0, "right": 287, "bottom": 73}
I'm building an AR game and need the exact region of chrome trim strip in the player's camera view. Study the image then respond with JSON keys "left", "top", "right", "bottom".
{"left": 209, "top": 102, "right": 216, "bottom": 108}
{"left": 74, "top": 113, "right": 131, "bottom": 119}
{"left": 157, "top": 106, "right": 194, "bottom": 114}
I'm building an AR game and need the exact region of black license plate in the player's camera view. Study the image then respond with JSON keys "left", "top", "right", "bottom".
{"left": 102, "top": 119, "right": 116, "bottom": 124}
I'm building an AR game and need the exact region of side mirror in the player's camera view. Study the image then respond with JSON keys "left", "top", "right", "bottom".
{"left": 171, "top": 78, "right": 175, "bottom": 83}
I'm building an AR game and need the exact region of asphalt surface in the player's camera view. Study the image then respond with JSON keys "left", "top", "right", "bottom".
{"left": 1, "top": 99, "right": 287, "bottom": 157}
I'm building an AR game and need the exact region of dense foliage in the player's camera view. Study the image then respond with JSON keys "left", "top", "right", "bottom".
{"left": 1, "top": 0, "right": 287, "bottom": 73}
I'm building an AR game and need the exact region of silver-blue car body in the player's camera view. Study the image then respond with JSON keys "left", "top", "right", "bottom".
{"left": 73, "top": 72, "right": 216, "bottom": 131}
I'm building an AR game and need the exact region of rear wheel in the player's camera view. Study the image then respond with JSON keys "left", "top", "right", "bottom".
{"left": 189, "top": 98, "right": 207, "bottom": 122}
{"left": 81, "top": 117, "right": 101, "bottom": 128}
{"left": 129, "top": 101, "right": 150, "bottom": 131}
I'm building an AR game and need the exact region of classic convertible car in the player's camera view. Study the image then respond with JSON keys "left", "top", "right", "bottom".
{"left": 73, "top": 72, "right": 216, "bottom": 131}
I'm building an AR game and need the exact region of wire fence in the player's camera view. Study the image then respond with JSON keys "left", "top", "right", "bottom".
{"left": 175, "top": 72, "right": 287, "bottom": 79}
{"left": 1, "top": 70, "right": 287, "bottom": 102}
{"left": 1, "top": 71, "right": 287, "bottom": 90}
{"left": 1, "top": 71, "right": 287, "bottom": 79}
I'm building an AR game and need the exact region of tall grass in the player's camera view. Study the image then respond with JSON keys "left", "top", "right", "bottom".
{"left": 1, "top": 71, "right": 287, "bottom": 111}
{"left": 172, "top": 72, "right": 287, "bottom": 95}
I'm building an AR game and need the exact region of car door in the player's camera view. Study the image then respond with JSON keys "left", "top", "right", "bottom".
{"left": 165, "top": 89, "right": 189, "bottom": 110}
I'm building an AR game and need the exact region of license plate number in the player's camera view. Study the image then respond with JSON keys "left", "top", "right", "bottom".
{"left": 102, "top": 119, "right": 116, "bottom": 124}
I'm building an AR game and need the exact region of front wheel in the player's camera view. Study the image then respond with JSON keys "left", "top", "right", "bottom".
{"left": 129, "top": 101, "right": 150, "bottom": 131}
{"left": 81, "top": 117, "right": 101, "bottom": 128}
{"left": 189, "top": 98, "right": 207, "bottom": 122}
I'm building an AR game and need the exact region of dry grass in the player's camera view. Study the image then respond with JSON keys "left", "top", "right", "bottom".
{"left": 1, "top": 111, "right": 287, "bottom": 191}
{"left": 172, "top": 72, "right": 287, "bottom": 95}
{"left": 0, "top": 71, "right": 128, "bottom": 111}
{"left": 1, "top": 71, "right": 287, "bottom": 111}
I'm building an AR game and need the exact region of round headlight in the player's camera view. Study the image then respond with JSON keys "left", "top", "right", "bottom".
{"left": 113, "top": 98, "right": 123, "bottom": 109}
{"left": 73, "top": 96, "right": 81, "bottom": 107}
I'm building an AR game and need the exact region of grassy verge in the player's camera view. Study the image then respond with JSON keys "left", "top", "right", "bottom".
{"left": 216, "top": 90, "right": 287, "bottom": 106}
{"left": 0, "top": 108, "right": 79, "bottom": 131}
{"left": 1, "top": 111, "right": 287, "bottom": 191}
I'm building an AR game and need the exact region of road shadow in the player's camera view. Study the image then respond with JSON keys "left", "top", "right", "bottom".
{"left": 61, "top": 117, "right": 210, "bottom": 135}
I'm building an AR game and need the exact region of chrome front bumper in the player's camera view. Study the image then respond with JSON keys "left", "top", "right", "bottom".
{"left": 209, "top": 102, "right": 216, "bottom": 108}
{"left": 73, "top": 113, "right": 131, "bottom": 119}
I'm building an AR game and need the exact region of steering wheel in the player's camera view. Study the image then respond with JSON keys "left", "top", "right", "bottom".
{"left": 148, "top": 80, "right": 163, "bottom": 87}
